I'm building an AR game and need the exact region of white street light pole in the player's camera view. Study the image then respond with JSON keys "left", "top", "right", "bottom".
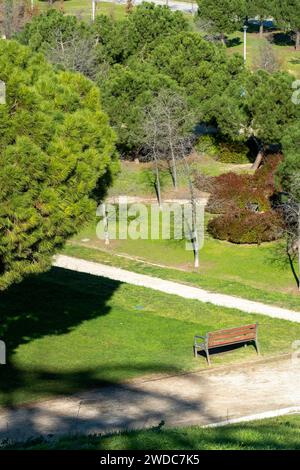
{"left": 243, "top": 25, "right": 248, "bottom": 63}
{"left": 92, "top": 0, "right": 96, "bottom": 21}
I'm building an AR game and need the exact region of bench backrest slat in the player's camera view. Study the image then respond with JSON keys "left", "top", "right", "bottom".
{"left": 207, "top": 324, "right": 257, "bottom": 348}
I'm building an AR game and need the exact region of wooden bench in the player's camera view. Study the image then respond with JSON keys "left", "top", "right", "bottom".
{"left": 194, "top": 323, "right": 260, "bottom": 366}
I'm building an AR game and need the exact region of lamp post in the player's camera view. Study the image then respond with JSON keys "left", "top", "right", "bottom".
{"left": 92, "top": 0, "right": 96, "bottom": 21}
{"left": 243, "top": 25, "right": 248, "bottom": 64}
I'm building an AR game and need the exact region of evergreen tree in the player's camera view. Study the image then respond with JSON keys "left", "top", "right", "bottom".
{"left": 274, "top": 0, "right": 300, "bottom": 50}
{"left": 196, "top": 0, "right": 246, "bottom": 43}
{"left": 0, "top": 40, "right": 118, "bottom": 290}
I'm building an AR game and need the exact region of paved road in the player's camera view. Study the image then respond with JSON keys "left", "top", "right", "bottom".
{"left": 1, "top": 357, "right": 300, "bottom": 442}
{"left": 54, "top": 255, "right": 300, "bottom": 323}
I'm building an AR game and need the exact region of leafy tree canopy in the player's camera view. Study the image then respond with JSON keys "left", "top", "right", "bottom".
{"left": 196, "top": 0, "right": 246, "bottom": 38}
{"left": 0, "top": 40, "right": 118, "bottom": 289}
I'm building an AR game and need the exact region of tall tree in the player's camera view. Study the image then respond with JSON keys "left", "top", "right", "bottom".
{"left": 0, "top": 41, "right": 118, "bottom": 290}
{"left": 196, "top": 0, "right": 245, "bottom": 43}
{"left": 213, "top": 71, "right": 300, "bottom": 170}
{"left": 247, "top": 0, "right": 274, "bottom": 37}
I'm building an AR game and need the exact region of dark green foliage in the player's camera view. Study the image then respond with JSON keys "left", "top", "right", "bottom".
{"left": 278, "top": 123, "right": 300, "bottom": 199}
{"left": 196, "top": 0, "right": 246, "bottom": 39}
{"left": 218, "top": 141, "right": 249, "bottom": 163}
{"left": 214, "top": 70, "right": 300, "bottom": 147}
{"left": 207, "top": 209, "right": 283, "bottom": 244}
{"left": 16, "top": 8, "right": 90, "bottom": 52}
{"left": 195, "top": 135, "right": 249, "bottom": 163}
{"left": 99, "top": 60, "right": 180, "bottom": 153}
{"left": 0, "top": 40, "right": 117, "bottom": 289}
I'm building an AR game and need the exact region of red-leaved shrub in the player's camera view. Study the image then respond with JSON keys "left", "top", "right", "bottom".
{"left": 207, "top": 209, "right": 284, "bottom": 244}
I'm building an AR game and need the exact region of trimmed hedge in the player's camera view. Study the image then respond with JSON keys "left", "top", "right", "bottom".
{"left": 207, "top": 209, "right": 284, "bottom": 244}
{"left": 201, "top": 154, "right": 282, "bottom": 214}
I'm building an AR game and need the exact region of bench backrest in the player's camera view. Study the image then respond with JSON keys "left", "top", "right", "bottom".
{"left": 207, "top": 324, "right": 257, "bottom": 348}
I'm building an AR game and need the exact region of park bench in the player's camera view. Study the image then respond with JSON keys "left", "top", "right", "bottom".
{"left": 194, "top": 323, "right": 260, "bottom": 366}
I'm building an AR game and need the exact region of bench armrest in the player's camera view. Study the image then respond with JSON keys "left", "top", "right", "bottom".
{"left": 194, "top": 335, "right": 205, "bottom": 345}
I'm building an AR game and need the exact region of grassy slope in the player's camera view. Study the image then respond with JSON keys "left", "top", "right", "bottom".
{"left": 5, "top": 415, "right": 300, "bottom": 449}
{"left": 36, "top": 0, "right": 128, "bottom": 20}
{"left": 228, "top": 30, "right": 300, "bottom": 78}
{"left": 1, "top": 266, "right": 300, "bottom": 406}
{"left": 66, "top": 196, "right": 300, "bottom": 311}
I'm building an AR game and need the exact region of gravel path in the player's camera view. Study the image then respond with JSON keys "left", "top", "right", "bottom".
{"left": 2, "top": 357, "right": 300, "bottom": 442}
{"left": 54, "top": 255, "right": 300, "bottom": 323}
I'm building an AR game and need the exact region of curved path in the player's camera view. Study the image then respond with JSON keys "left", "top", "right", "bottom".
{"left": 54, "top": 255, "right": 300, "bottom": 323}
{"left": 1, "top": 357, "right": 300, "bottom": 441}
{"left": 1, "top": 255, "right": 300, "bottom": 442}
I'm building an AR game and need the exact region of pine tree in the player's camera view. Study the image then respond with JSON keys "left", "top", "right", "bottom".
{"left": 0, "top": 40, "right": 118, "bottom": 290}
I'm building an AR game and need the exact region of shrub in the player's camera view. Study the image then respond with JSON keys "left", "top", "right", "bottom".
{"left": 207, "top": 210, "right": 284, "bottom": 244}
{"left": 195, "top": 135, "right": 250, "bottom": 164}
{"left": 199, "top": 154, "right": 283, "bottom": 214}
{"left": 194, "top": 135, "right": 219, "bottom": 157}
{"left": 218, "top": 141, "right": 249, "bottom": 164}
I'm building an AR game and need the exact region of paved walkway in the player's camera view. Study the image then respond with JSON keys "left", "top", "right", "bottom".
{"left": 1, "top": 357, "right": 300, "bottom": 442}
{"left": 54, "top": 255, "right": 300, "bottom": 323}
{"left": 108, "top": 0, "right": 197, "bottom": 14}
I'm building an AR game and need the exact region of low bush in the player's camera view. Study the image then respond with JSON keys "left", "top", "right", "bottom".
{"left": 199, "top": 154, "right": 283, "bottom": 214}
{"left": 207, "top": 209, "right": 284, "bottom": 244}
{"left": 195, "top": 135, "right": 250, "bottom": 164}
{"left": 194, "top": 135, "right": 219, "bottom": 157}
{"left": 218, "top": 141, "right": 250, "bottom": 164}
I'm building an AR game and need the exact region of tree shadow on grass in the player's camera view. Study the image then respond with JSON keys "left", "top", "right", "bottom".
{"left": 0, "top": 362, "right": 216, "bottom": 444}
{"left": 0, "top": 267, "right": 123, "bottom": 407}
{"left": 0, "top": 267, "right": 121, "bottom": 353}
{"left": 270, "top": 32, "right": 295, "bottom": 47}
{"left": 226, "top": 37, "right": 242, "bottom": 48}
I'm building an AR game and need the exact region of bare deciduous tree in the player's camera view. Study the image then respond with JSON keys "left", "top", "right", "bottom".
{"left": 142, "top": 89, "right": 193, "bottom": 190}
{"left": 253, "top": 39, "right": 281, "bottom": 74}
{"left": 46, "top": 30, "right": 99, "bottom": 79}
{"left": 280, "top": 173, "right": 300, "bottom": 291}
{"left": 0, "top": 0, "right": 36, "bottom": 38}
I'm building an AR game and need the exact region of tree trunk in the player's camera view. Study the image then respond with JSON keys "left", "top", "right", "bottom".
{"left": 182, "top": 152, "right": 199, "bottom": 269}
{"left": 154, "top": 159, "right": 162, "bottom": 209}
{"left": 220, "top": 32, "right": 226, "bottom": 46}
{"left": 259, "top": 21, "right": 264, "bottom": 38}
{"left": 296, "top": 31, "right": 300, "bottom": 51}
{"left": 170, "top": 148, "right": 178, "bottom": 190}
{"left": 251, "top": 148, "right": 264, "bottom": 171}
{"left": 102, "top": 203, "right": 110, "bottom": 245}
{"left": 193, "top": 232, "right": 199, "bottom": 269}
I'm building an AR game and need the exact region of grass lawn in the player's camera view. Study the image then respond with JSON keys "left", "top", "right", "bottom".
{"left": 66, "top": 201, "right": 300, "bottom": 312}
{"left": 1, "top": 266, "right": 300, "bottom": 407}
{"left": 4, "top": 415, "right": 300, "bottom": 449}
{"left": 36, "top": 0, "right": 128, "bottom": 20}
{"left": 108, "top": 158, "right": 252, "bottom": 198}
